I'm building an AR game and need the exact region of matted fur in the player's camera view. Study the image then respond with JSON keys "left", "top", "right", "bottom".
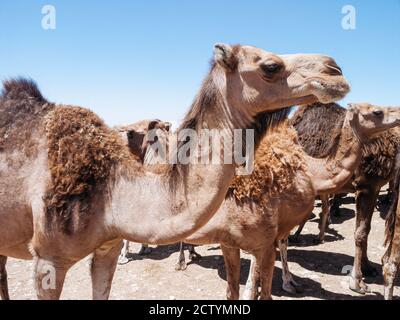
{"left": 44, "top": 106, "right": 142, "bottom": 234}
{"left": 0, "top": 78, "right": 52, "bottom": 155}
{"left": 384, "top": 150, "right": 400, "bottom": 251}
{"left": 228, "top": 123, "right": 306, "bottom": 204}
{"left": 290, "top": 103, "right": 345, "bottom": 158}
{"left": 292, "top": 103, "right": 400, "bottom": 179}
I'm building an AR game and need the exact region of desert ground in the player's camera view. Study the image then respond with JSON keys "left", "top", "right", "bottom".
{"left": 5, "top": 188, "right": 399, "bottom": 300}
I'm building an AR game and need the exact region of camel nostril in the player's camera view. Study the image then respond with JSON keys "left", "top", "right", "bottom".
{"left": 373, "top": 110, "right": 384, "bottom": 117}
{"left": 325, "top": 63, "right": 343, "bottom": 76}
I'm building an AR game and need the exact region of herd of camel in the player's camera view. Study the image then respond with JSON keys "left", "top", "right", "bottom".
{"left": 0, "top": 44, "right": 400, "bottom": 300}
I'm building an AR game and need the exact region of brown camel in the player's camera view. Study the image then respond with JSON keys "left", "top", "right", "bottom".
{"left": 382, "top": 148, "right": 400, "bottom": 300}
{"left": 0, "top": 44, "right": 349, "bottom": 300}
{"left": 290, "top": 103, "right": 400, "bottom": 293}
{"left": 180, "top": 103, "right": 400, "bottom": 300}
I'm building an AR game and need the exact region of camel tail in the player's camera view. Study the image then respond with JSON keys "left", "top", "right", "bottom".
{"left": 1, "top": 77, "right": 47, "bottom": 102}
{"left": 383, "top": 150, "right": 400, "bottom": 254}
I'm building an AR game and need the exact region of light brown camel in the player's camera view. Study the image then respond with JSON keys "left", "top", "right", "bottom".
{"left": 382, "top": 149, "right": 400, "bottom": 300}
{"left": 0, "top": 44, "right": 349, "bottom": 300}
{"left": 290, "top": 103, "right": 400, "bottom": 294}
{"left": 179, "top": 104, "right": 400, "bottom": 300}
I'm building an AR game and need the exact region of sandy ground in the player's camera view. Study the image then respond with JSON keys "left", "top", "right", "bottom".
{"left": 5, "top": 189, "right": 400, "bottom": 300}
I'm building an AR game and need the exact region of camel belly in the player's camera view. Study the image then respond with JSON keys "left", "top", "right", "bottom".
{"left": 0, "top": 205, "right": 34, "bottom": 256}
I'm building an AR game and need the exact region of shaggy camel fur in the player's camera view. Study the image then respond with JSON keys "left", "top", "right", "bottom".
{"left": 0, "top": 44, "right": 349, "bottom": 300}
{"left": 291, "top": 103, "right": 400, "bottom": 294}
{"left": 382, "top": 149, "right": 400, "bottom": 300}
{"left": 181, "top": 104, "right": 400, "bottom": 300}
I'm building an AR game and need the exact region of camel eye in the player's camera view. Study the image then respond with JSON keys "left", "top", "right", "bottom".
{"left": 261, "top": 63, "right": 282, "bottom": 76}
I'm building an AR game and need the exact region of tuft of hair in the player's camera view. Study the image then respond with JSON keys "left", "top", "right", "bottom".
{"left": 227, "top": 123, "right": 306, "bottom": 204}
{"left": 360, "top": 128, "right": 400, "bottom": 179}
{"left": 43, "top": 105, "right": 142, "bottom": 235}
{"left": 2, "top": 78, "right": 46, "bottom": 102}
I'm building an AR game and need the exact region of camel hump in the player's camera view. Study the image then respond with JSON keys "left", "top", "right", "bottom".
{"left": 2, "top": 78, "right": 47, "bottom": 102}
{"left": 291, "top": 103, "right": 346, "bottom": 158}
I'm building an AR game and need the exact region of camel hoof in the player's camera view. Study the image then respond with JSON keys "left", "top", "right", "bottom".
{"left": 138, "top": 246, "right": 152, "bottom": 256}
{"left": 175, "top": 261, "right": 187, "bottom": 271}
{"left": 349, "top": 277, "right": 368, "bottom": 295}
{"left": 189, "top": 252, "right": 202, "bottom": 261}
{"left": 282, "top": 280, "right": 304, "bottom": 294}
{"left": 118, "top": 255, "right": 130, "bottom": 265}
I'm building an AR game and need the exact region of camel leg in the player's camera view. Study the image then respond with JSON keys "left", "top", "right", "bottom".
{"left": 175, "top": 242, "right": 187, "bottom": 271}
{"left": 292, "top": 221, "right": 306, "bottom": 242}
{"left": 118, "top": 240, "right": 130, "bottom": 265}
{"left": 91, "top": 240, "right": 122, "bottom": 300}
{"left": 0, "top": 256, "right": 9, "bottom": 300}
{"left": 316, "top": 194, "right": 330, "bottom": 244}
{"left": 188, "top": 244, "right": 202, "bottom": 261}
{"left": 33, "top": 257, "right": 71, "bottom": 300}
{"left": 258, "top": 245, "right": 276, "bottom": 300}
{"left": 330, "top": 194, "right": 343, "bottom": 217}
{"left": 243, "top": 255, "right": 260, "bottom": 300}
{"left": 220, "top": 245, "right": 241, "bottom": 300}
{"left": 383, "top": 252, "right": 400, "bottom": 300}
{"left": 383, "top": 209, "right": 400, "bottom": 300}
{"left": 279, "top": 239, "right": 303, "bottom": 294}
{"left": 350, "top": 187, "right": 379, "bottom": 294}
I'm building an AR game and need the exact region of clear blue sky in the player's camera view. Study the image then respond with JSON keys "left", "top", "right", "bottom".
{"left": 1, "top": 0, "right": 399, "bottom": 126}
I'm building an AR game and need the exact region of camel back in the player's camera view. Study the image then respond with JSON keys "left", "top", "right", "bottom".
{"left": 291, "top": 103, "right": 400, "bottom": 180}
{"left": 227, "top": 123, "right": 306, "bottom": 205}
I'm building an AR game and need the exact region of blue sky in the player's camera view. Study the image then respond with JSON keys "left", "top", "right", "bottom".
{"left": 0, "top": 0, "right": 399, "bottom": 126}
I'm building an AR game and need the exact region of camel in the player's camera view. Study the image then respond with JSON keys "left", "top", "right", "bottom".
{"left": 0, "top": 44, "right": 350, "bottom": 300}
{"left": 382, "top": 149, "right": 400, "bottom": 300}
{"left": 179, "top": 103, "right": 400, "bottom": 300}
{"left": 290, "top": 103, "right": 400, "bottom": 293}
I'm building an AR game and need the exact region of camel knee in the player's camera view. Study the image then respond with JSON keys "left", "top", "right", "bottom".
{"left": 354, "top": 228, "right": 369, "bottom": 247}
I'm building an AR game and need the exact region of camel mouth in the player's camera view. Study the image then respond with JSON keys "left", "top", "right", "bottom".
{"left": 308, "top": 76, "right": 350, "bottom": 103}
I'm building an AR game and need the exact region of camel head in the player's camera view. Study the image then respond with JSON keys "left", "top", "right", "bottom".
{"left": 115, "top": 120, "right": 171, "bottom": 161}
{"left": 348, "top": 103, "right": 400, "bottom": 137}
{"left": 213, "top": 44, "right": 350, "bottom": 114}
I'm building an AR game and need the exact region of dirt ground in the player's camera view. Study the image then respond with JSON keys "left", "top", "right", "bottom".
{"left": 5, "top": 188, "right": 400, "bottom": 300}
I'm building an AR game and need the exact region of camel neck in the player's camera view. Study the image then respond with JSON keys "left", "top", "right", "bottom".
{"left": 307, "top": 114, "right": 363, "bottom": 194}
{"left": 105, "top": 71, "right": 240, "bottom": 244}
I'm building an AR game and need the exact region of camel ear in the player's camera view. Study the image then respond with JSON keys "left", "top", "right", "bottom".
{"left": 214, "top": 43, "right": 237, "bottom": 71}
